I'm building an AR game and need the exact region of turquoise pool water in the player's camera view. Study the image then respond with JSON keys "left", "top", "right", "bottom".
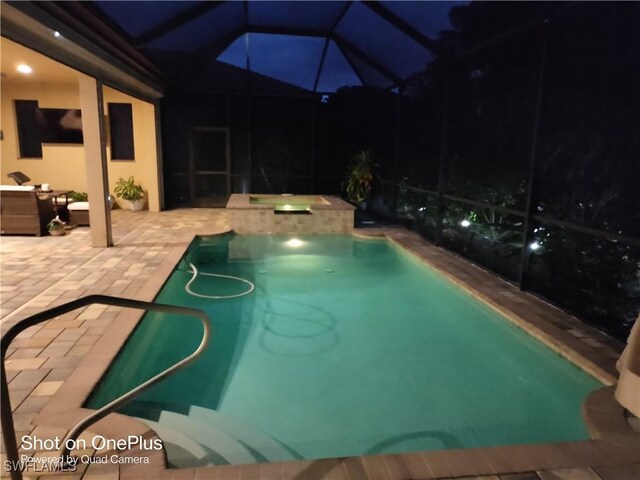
{"left": 88, "top": 234, "right": 602, "bottom": 467}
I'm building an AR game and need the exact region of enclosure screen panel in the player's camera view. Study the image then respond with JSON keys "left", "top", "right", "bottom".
{"left": 94, "top": 1, "right": 203, "bottom": 38}
{"left": 380, "top": 1, "right": 464, "bottom": 39}
{"left": 247, "top": 1, "right": 348, "bottom": 31}
{"left": 147, "top": 2, "right": 244, "bottom": 51}
{"left": 316, "top": 41, "right": 362, "bottom": 92}
{"left": 336, "top": 2, "right": 431, "bottom": 78}
{"left": 341, "top": 50, "right": 394, "bottom": 88}
{"left": 446, "top": 27, "right": 544, "bottom": 210}
{"left": 249, "top": 34, "right": 325, "bottom": 90}
{"left": 193, "top": 129, "right": 227, "bottom": 172}
{"left": 536, "top": 4, "right": 640, "bottom": 238}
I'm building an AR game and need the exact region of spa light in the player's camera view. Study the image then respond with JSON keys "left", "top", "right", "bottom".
{"left": 17, "top": 64, "right": 32, "bottom": 74}
{"left": 529, "top": 241, "right": 542, "bottom": 251}
{"left": 460, "top": 219, "right": 471, "bottom": 228}
{"left": 286, "top": 238, "right": 304, "bottom": 248}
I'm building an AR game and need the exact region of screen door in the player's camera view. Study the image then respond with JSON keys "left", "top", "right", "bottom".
{"left": 190, "top": 127, "right": 230, "bottom": 207}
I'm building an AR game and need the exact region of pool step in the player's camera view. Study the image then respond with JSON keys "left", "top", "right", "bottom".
{"left": 188, "top": 406, "right": 298, "bottom": 462}
{"left": 141, "top": 418, "right": 211, "bottom": 468}
{"left": 138, "top": 404, "right": 298, "bottom": 466}
{"left": 159, "top": 410, "right": 256, "bottom": 465}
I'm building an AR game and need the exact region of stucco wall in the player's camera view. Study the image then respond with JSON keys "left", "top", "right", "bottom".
{"left": 103, "top": 86, "right": 159, "bottom": 212}
{"left": 0, "top": 80, "right": 160, "bottom": 211}
{"left": 0, "top": 82, "right": 87, "bottom": 192}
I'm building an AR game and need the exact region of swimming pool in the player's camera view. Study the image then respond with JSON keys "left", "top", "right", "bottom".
{"left": 87, "top": 234, "right": 602, "bottom": 467}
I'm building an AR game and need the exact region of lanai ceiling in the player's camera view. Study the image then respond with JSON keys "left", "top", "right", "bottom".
{"left": 86, "top": 1, "right": 467, "bottom": 93}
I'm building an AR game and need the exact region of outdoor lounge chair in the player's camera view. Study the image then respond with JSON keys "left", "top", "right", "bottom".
{"left": 0, "top": 185, "right": 56, "bottom": 236}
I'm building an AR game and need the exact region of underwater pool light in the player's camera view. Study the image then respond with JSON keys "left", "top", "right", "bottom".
{"left": 286, "top": 238, "right": 304, "bottom": 248}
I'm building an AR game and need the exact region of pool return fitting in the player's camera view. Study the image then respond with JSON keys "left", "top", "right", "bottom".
{"left": 185, "top": 262, "right": 255, "bottom": 299}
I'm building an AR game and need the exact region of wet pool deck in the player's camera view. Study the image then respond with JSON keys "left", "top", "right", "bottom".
{"left": 0, "top": 209, "right": 638, "bottom": 480}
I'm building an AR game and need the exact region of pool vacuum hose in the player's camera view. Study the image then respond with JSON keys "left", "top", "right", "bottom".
{"left": 185, "top": 262, "right": 255, "bottom": 299}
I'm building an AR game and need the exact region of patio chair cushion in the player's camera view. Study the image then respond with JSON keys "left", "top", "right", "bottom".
{"left": 68, "top": 202, "right": 89, "bottom": 226}
{"left": 67, "top": 202, "right": 89, "bottom": 211}
{"left": 0, "top": 185, "right": 36, "bottom": 191}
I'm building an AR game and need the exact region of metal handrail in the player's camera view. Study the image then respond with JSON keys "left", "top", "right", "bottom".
{"left": 1, "top": 294, "right": 211, "bottom": 480}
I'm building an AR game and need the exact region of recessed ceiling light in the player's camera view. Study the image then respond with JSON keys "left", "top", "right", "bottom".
{"left": 17, "top": 64, "right": 32, "bottom": 74}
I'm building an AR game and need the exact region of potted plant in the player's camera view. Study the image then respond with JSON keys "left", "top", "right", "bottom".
{"left": 343, "top": 149, "right": 375, "bottom": 210}
{"left": 69, "top": 191, "right": 88, "bottom": 202}
{"left": 114, "top": 176, "right": 145, "bottom": 211}
{"left": 47, "top": 217, "right": 66, "bottom": 236}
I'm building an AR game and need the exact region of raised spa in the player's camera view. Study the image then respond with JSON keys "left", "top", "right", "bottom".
{"left": 87, "top": 234, "right": 601, "bottom": 468}
{"left": 226, "top": 194, "right": 354, "bottom": 234}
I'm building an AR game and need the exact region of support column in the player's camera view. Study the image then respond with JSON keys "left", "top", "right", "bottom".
{"left": 154, "top": 100, "right": 165, "bottom": 211}
{"left": 78, "top": 74, "right": 113, "bottom": 247}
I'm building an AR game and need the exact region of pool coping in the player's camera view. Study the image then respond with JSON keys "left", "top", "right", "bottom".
{"left": 29, "top": 226, "right": 639, "bottom": 479}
